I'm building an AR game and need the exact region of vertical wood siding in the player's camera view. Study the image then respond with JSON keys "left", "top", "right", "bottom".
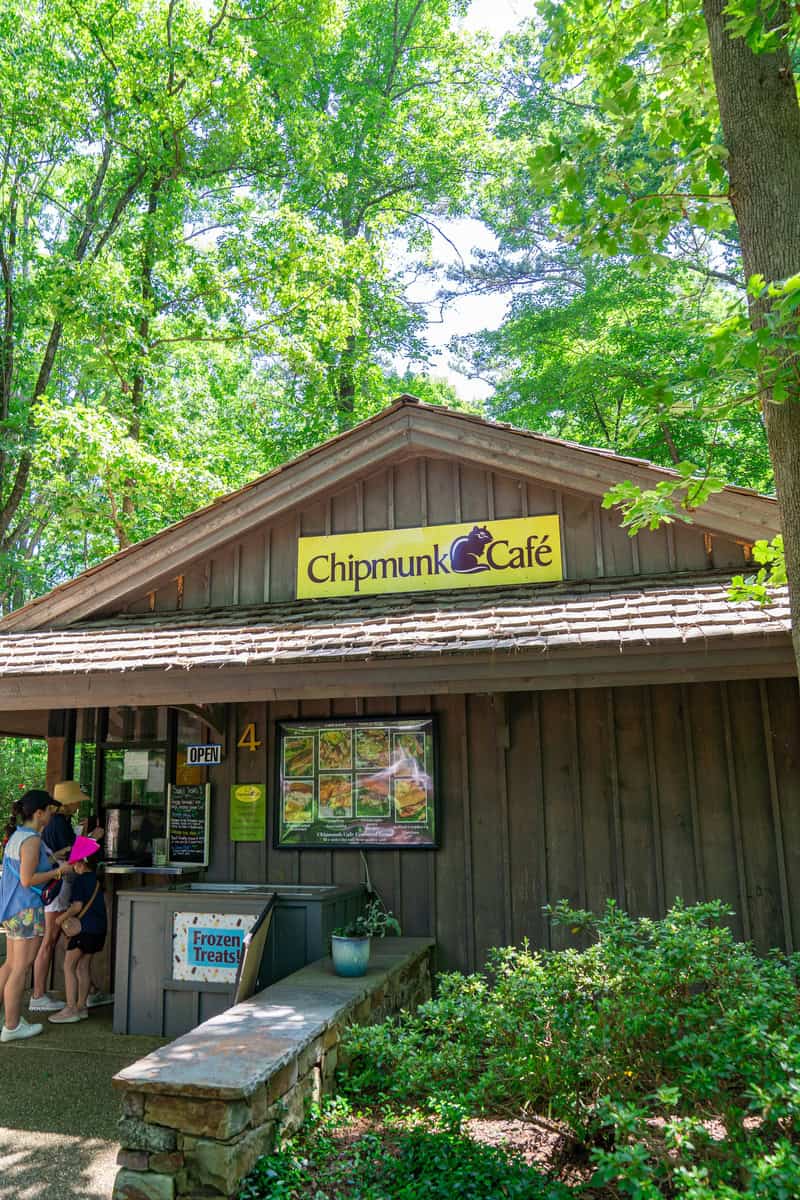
{"left": 126, "top": 458, "right": 750, "bottom": 614}
{"left": 203, "top": 676, "right": 799, "bottom": 972}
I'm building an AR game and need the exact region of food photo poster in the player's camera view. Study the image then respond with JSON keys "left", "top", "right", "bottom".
{"left": 275, "top": 717, "right": 437, "bottom": 849}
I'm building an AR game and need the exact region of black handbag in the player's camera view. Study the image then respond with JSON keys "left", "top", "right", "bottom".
{"left": 41, "top": 874, "right": 63, "bottom": 905}
{"left": 41, "top": 847, "right": 64, "bottom": 906}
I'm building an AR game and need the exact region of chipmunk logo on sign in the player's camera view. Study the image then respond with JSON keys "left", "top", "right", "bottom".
{"left": 296, "top": 515, "right": 562, "bottom": 599}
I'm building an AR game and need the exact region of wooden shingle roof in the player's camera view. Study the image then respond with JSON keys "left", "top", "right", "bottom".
{"left": 0, "top": 572, "right": 789, "bottom": 680}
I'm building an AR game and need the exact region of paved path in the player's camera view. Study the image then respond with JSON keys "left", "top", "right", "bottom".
{"left": 0, "top": 1133, "right": 119, "bottom": 1200}
{"left": 0, "top": 1004, "right": 165, "bottom": 1199}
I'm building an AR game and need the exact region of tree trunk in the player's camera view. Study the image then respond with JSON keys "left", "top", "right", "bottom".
{"left": 332, "top": 334, "right": 358, "bottom": 430}
{"left": 704, "top": 0, "right": 800, "bottom": 674}
{"left": 117, "top": 182, "right": 162, "bottom": 547}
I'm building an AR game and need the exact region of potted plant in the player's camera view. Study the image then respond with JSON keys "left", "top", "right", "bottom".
{"left": 330, "top": 897, "right": 401, "bottom": 977}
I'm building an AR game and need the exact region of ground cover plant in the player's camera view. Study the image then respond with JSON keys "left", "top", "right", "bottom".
{"left": 335, "top": 902, "right": 800, "bottom": 1199}
{"left": 238, "top": 1098, "right": 571, "bottom": 1200}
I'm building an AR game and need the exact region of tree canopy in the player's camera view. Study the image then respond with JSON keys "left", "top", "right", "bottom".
{"left": 0, "top": 0, "right": 489, "bottom": 611}
{"left": 502, "top": 0, "right": 799, "bottom": 659}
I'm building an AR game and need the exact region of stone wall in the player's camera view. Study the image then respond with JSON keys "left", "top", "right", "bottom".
{"left": 112, "top": 939, "right": 433, "bottom": 1200}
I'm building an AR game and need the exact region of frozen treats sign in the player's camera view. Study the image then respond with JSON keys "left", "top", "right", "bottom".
{"left": 172, "top": 912, "right": 256, "bottom": 982}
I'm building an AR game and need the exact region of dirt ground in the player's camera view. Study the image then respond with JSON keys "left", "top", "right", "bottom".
{"left": 464, "top": 1115, "right": 594, "bottom": 1186}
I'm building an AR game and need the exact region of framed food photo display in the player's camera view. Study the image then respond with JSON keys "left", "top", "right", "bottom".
{"left": 275, "top": 716, "right": 438, "bottom": 849}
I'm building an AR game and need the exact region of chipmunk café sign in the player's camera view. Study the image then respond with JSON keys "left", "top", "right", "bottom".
{"left": 296, "top": 515, "right": 563, "bottom": 599}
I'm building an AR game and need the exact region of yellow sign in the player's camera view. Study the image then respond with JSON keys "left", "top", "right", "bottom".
{"left": 233, "top": 785, "right": 262, "bottom": 804}
{"left": 296, "top": 515, "right": 562, "bottom": 599}
{"left": 230, "top": 783, "right": 266, "bottom": 842}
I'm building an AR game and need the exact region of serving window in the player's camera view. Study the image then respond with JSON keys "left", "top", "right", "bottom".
{"left": 74, "top": 707, "right": 212, "bottom": 864}
{"left": 275, "top": 716, "right": 438, "bottom": 849}
{"left": 100, "top": 707, "right": 169, "bottom": 862}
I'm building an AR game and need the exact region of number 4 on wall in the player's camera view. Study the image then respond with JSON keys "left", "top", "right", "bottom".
{"left": 237, "top": 723, "right": 262, "bottom": 752}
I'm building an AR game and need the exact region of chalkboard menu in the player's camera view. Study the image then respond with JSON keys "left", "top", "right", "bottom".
{"left": 275, "top": 716, "right": 438, "bottom": 850}
{"left": 167, "top": 783, "right": 211, "bottom": 866}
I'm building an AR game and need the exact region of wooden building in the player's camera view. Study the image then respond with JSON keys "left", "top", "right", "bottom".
{"left": 0, "top": 396, "right": 797, "bottom": 971}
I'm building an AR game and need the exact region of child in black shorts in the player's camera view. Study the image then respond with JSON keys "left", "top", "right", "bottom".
{"left": 49, "top": 855, "right": 107, "bottom": 1025}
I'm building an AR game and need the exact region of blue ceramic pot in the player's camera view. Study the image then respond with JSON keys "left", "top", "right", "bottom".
{"left": 331, "top": 934, "right": 371, "bottom": 977}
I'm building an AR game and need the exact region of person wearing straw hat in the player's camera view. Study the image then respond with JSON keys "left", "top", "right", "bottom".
{"left": 30, "top": 781, "right": 104, "bottom": 1013}
{"left": 49, "top": 838, "right": 106, "bottom": 1024}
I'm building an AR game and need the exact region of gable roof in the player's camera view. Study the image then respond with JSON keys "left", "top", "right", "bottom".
{"left": 1, "top": 396, "right": 780, "bottom": 632}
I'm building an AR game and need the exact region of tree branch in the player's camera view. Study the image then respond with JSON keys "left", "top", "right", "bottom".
{"left": 680, "top": 259, "right": 743, "bottom": 289}
{"left": 74, "top": 140, "right": 113, "bottom": 260}
{"left": 387, "top": 207, "right": 467, "bottom": 270}
{"left": 207, "top": 0, "right": 230, "bottom": 45}
{"left": 0, "top": 448, "right": 32, "bottom": 541}
{"left": 91, "top": 165, "right": 148, "bottom": 260}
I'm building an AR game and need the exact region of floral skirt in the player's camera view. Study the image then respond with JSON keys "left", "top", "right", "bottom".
{"left": 1, "top": 905, "right": 45, "bottom": 940}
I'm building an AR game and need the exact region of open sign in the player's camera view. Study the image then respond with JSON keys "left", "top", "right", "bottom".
{"left": 186, "top": 744, "right": 222, "bottom": 766}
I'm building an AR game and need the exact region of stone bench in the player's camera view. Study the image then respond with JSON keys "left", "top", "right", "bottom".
{"left": 112, "top": 937, "right": 433, "bottom": 1200}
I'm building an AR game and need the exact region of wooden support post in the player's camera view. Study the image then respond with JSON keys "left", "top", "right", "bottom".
{"left": 45, "top": 738, "right": 66, "bottom": 794}
{"left": 45, "top": 709, "right": 73, "bottom": 793}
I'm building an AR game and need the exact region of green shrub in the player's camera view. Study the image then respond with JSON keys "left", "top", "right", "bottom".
{"left": 339, "top": 900, "right": 800, "bottom": 1198}
{"left": 238, "top": 1099, "right": 569, "bottom": 1200}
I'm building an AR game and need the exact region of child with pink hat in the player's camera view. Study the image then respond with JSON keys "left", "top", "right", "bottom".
{"left": 31, "top": 781, "right": 104, "bottom": 1014}
{"left": 68, "top": 836, "right": 102, "bottom": 864}
{"left": 50, "top": 838, "right": 107, "bottom": 1024}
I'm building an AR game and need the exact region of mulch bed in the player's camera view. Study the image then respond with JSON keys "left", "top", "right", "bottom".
{"left": 464, "top": 1115, "right": 594, "bottom": 1185}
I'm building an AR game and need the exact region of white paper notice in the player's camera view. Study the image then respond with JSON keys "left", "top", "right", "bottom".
{"left": 146, "top": 760, "right": 166, "bottom": 794}
{"left": 123, "top": 750, "right": 149, "bottom": 780}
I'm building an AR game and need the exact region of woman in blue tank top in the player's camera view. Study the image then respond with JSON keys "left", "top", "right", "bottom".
{"left": 0, "top": 791, "right": 73, "bottom": 1042}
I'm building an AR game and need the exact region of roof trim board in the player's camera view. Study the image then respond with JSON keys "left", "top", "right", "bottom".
{"left": 0, "top": 639, "right": 792, "bottom": 711}
{"left": 1, "top": 398, "right": 780, "bottom": 632}
{"left": 0, "top": 710, "right": 50, "bottom": 738}
{"left": 406, "top": 413, "right": 774, "bottom": 537}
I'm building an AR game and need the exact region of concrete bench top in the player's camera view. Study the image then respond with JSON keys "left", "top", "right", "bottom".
{"left": 113, "top": 937, "right": 433, "bottom": 1101}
